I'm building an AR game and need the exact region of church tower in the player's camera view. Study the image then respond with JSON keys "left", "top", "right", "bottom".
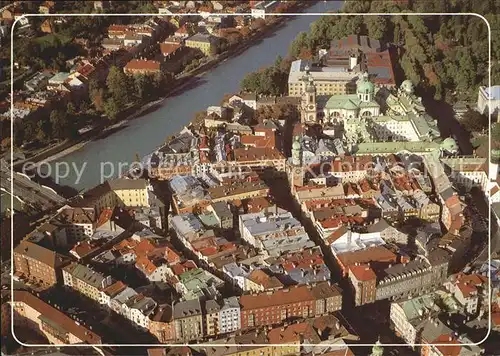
{"left": 287, "top": 136, "right": 304, "bottom": 192}
{"left": 301, "top": 67, "right": 317, "bottom": 124}
{"left": 357, "top": 72, "right": 375, "bottom": 103}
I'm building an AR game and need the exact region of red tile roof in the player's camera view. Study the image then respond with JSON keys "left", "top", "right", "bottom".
{"left": 233, "top": 147, "right": 285, "bottom": 162}
{"left": 160, "top": 43, "right": 181, "bottom": 56}
{"left": 431, "top": 334, "right": 461, "bottom": 356}
{"left": 349, "top": 264, "right": 376, "bottom": 282}
{"left": 124, "top": 59, "right": 161, "bottom": 72}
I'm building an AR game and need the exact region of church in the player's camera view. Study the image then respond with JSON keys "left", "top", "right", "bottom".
{"left": 300, "top": 69, "right": 380, "bottom": 124}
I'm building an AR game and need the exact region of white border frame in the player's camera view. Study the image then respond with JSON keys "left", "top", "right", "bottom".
{"left": 9, "top": 10, "right": 492, "bottom": 349}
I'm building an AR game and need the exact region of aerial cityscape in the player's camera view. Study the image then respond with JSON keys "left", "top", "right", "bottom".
{"left": 1, "top": 1, "right": 500, "bottom": 356}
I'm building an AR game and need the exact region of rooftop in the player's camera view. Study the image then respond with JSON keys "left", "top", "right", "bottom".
{"left": 12, "top": 291, "right": 102, "bottom": 344}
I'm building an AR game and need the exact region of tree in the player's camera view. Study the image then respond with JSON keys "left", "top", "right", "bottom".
{"left": 106, "top": 66, "right": 130, "bottom": 107}
{"left": 36, "top": 120, "right": 51, "bottom": 143}
{"left": 67, "top": 102, "right": 76, "bottom": 116}
{"left": 134, "top": 74, "right": 154, "bottom": 102}
{"left": 50, "top": 109, "right": 70, "bottom": 138}
{"left": 460, "top": 110, "right": 488, "bottom": 133}
{"left": 104, "top": 98, "right": 119, "bottom": 120}
{"left": 289, "top": 31, "right": 309, "bottom": 58}
{"left": 492, "top": 123, "right": 500, "bottom": 144}
{"left": 365, "top": 16, "right": 388, "bottom": 40}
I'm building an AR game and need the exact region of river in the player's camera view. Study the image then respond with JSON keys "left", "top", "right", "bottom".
{"left": 46, "top": 1, "right": 343, "bottom": 191}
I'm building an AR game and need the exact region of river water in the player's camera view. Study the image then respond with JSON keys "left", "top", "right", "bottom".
{"left": 47, "top": 1, "right": 343, "bottom": 190}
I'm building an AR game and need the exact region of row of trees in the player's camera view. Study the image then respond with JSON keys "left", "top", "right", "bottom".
{"left": 13, "top": 102, "right": 87, "bottom": 146}
{"left": 11, "top": 65, "right": 173, "bottom": 148}
{"left": 240, "top": 56, "right": 292, "bottom": 96}
{"left": 287, "top": 0, "right": 499, "bottom": 102}
{"left": 90, "top": 66, "right": 172, "bottom": 120}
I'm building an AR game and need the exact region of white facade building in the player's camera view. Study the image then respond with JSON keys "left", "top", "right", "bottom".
{"left": 477, "top": 85, "right": 500, "bottom": 119}
{"left": 218, "top": 297, "right": 241, "bottom": 334}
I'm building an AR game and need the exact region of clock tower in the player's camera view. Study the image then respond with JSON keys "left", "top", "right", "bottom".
{"left": 287, "top": 136, "right": 304, "bottom": 192}
{"left": 301, "top": 70, "right": 317, "bottom": 124}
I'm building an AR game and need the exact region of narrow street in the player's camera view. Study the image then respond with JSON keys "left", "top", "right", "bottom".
{"left": 262, "top": 171, "right": 417, "bottom": 355}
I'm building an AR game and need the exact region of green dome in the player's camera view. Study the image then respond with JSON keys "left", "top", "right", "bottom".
{"left": 401, "top": 79, "right": 414, "bottom": 94}
{"left": 357, "top": 79, "right": 375, "bottom": 94}
{"left": 441, "top": 137, "right": 458, "bottom": 152}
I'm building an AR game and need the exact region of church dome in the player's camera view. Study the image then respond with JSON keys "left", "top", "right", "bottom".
{"left": 357, "top": 78, "right": 375, "bottom": 94}
{"left": 441, "top": 137, "right": 458, "bottom": 153}
{"left": 401, "top": 79, "right": 414, "bottom": 94}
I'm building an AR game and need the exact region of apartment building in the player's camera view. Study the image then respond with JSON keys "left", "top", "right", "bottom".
{"left": 239, "top": 209, "right": 315, "bottom": 257}
{"left": 62, "top": 262, "right": 112, "bottom": 303}
{"left": 231, "top": 147, "right": 286, "bottom": 173}
{"left": 173, "top": 299, "right": 204, "bottom": 341}
{"left": 13, "top": 241, "right": 67, "bottom": 288}
{"left": 204, "top": 299, "right": 220, "bottom": 337}
{"left": 53, "top": 206, "right": 96, "bottom": 242}
{"left": 239, "top": 282, "right": 342, "bottom": 329}
{"left": 218, "top": 297, "right": 241, "bottom": 335}
{"left": 11, "top": 291, "right": 102, "bottom": 344}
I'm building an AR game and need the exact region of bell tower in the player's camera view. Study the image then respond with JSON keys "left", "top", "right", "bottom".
{"left": 301, "top": 67, "right": 317, "bottom": 123}
{"left": 287, "top": 136, "right": 304, "bottom": 192}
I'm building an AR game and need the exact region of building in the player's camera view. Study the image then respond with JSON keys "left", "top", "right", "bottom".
{"left": 149, "top": 305, "right": 176, "bottom": 343}
{"left": 218, "top": 297, "right": 240, "bottom": 335}
{"left": 53, "top": 206, "right": 96, "bottom": 242}
{"left": 207, "top": 179, "right": 269, "bottom": 203}
{"left": 25, "top": 71, "right": 52, "bottom": 91}
{"left": 13, "top": 241, "right": 67, "bottom": 288}
{"left": 251, "top": 1, "right": 279, "bottom": 19}
{"left": 239, "top": 209, "right": 315, "bottom": 257}
{"left": 124, "top": 59, "right": 162, "bottom": 75}
{"left": 477, "top": 85, "right": 500, "bottom": 119}
{"left": 62, "top": 262, "right": 112, "bottom": 303}
{"left": 228, "top": 93, "right": 257, "bottom": 111}
{"left": 444, "top": 273, "right": 488, "bottom": 315}
{"left": 390, "top": 293, "right": 440, "bottom": 346}
{"left": 442, "top": 157, "right": 489, "bottom": 193}
{"left": 239, "top": 282, "right": 342, "bottom": 328}
{"left": 288, "top": 59, "right": 360, "bottom": 97}
{"left": 348, "top": 264, "right": 377, "bottom": 306}
{"left": 80, "top": 178, "right": 149, "bottom": 214}
{"left": 173, "top": 299, "right": 204, "bottom": 341}
{"left": 231, "top": 147, "right": 286, "bottom": 173}
{"left": 185, "top": 33, "right": 217, "bottom": 56}
{"left": 11, "top": 291, "right": 102, "bottom": 344}
{"left": 206, "top": 202, "right": 233, "bottom": 229}
{"left": 204, "top": 299, "right": 220, "bottom": 336}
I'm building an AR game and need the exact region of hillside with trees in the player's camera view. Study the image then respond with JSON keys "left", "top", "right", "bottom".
{"left": 287, "top": 0, "right": 498, "bottom": 103}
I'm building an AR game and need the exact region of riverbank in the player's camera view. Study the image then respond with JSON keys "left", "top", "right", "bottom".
{"left": 13, "top": 2, "right": 316, "bottom": 171}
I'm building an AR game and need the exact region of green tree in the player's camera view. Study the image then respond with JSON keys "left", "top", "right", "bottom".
{"left": 492, "top": 123, "right": 500, "bottom": 144}
{"left": 36, "top": 120, "right": 51, "bottom": 143}
{"left": 67, "top": 103, "right": 76, "bottom": 116}
{"left": 104, "top": 98, "right": 119, "bottom": 120}
{"left": 106, "top": 66, "right": 130, "bottom": 107}
{"left": 50, "top": 110, "right": 70, "bottom": 139}
{"left": 134, "top": 74, "right": 154, "bottom": 102}
{"left": 289, "top": 31, "right": 309, "bottom": 58}
{"left": 460, "top": 110, "right": 488, "bottom": 134}
{"left": 365, "top": 16, "right": 388, "bottom": 40}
